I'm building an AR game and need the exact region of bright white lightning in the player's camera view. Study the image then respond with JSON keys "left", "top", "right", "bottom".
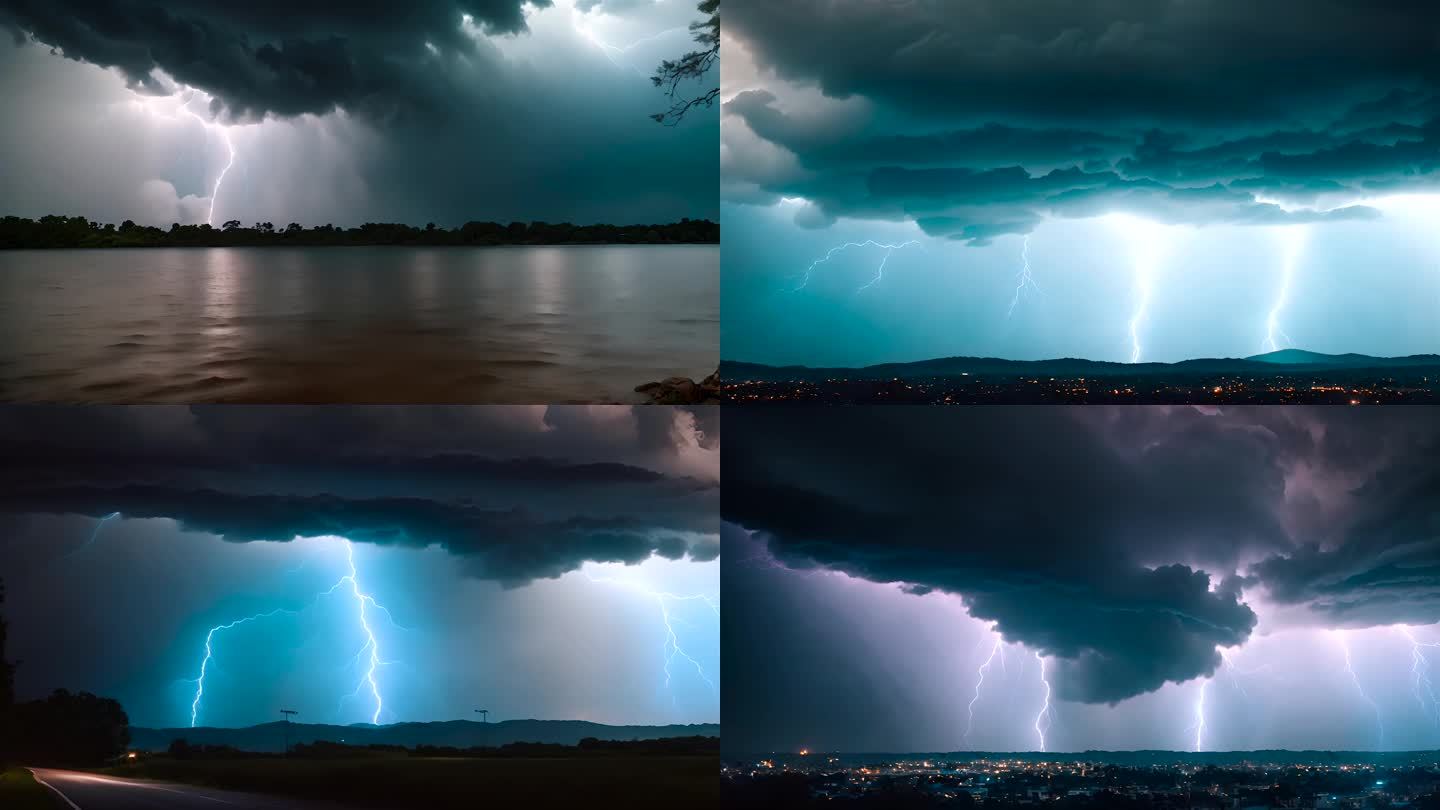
{"left": 1033, "top": 652, "right": 1052, "bottom": 752}
{"left": 583, "top": 571, "right": 719, "bottom": 703}
{"left": 1106, "top": 215, "right": 1171, "bottom": 363}
{"left": 188, "top": 539, "right": 396, "bottom": 728}
{"left": 793, "top": 240, "right": 920, "bottom": 292}
{"left": 1398, "top": 626, "right": 1440, "bottom": 727}
{"left": 1008, "top": 234, "right": 1041, "bottom": 317}
{"left": 965, "top": 638, "right": 1003, "bottom": 743}
{"left": 1337, "top": 633, "right": 1385, "bottom": 748}
{"left": 1188, "top": 679, "right": 1209, "bottom": 752}
{"left": 1262, "top": 226, "right": 1309, "bottom": 353}
{"left": 130, "top": 88, "right": 237, "bottom": 227}
{"left": 573, "top": 16, "right": 687, "bottom": 76}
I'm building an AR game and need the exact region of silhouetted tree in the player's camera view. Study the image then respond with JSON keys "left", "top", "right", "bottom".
{"left": 651, "top": 0, "right": 718, "bottom": 125}
{"left": 15, "top": 689, "right": 130, "bottom": 767}
{"left": 222, "top": 219, "right": 242, "bottom": 231}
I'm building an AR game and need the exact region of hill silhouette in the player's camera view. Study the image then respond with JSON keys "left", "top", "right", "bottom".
{"left": 130, "top": 718, "right": 720, "bottom": 754}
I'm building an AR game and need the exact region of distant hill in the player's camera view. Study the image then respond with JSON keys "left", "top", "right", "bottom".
{"left": 722, "top": 350, "right": 1440, "bottom": 383}
{"left": 738, "top": 749, "right": 1440, "bottom": 768}
{"left": 132, "top": 719, "right": 721, "bottom": 753}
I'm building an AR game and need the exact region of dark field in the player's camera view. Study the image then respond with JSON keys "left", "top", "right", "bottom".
{"left": 100, "top": 755, "right": 718, "bottom": 808}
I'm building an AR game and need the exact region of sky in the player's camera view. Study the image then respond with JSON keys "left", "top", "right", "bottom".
{"left": 0, "top": 0, "right": 717, "bottom": 228}
{"left": 720, "top": 0, "right": 1440, "bottom": 366}
{"left": 723, "top": 406, "right": 1440, "bottom": 754}
{"left": 0, "top": 405, "right": 720, "bottom": 730}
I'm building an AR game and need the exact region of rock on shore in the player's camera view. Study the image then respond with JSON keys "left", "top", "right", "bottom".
{"left": 635, "top": 371, "right": 720, "bottom": 404}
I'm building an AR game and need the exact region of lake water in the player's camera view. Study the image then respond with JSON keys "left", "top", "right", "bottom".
{"left": 0, "top": 245, "right": 717, "bottom": 402}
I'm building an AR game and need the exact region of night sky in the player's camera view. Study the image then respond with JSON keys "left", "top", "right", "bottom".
{"left": 0, "top": 405, "right": 719, "bottom": 729}
{"left": 0, "top": 0, "right": 716, "bottom": 227}
{"left": 721, "top": 1, "right": 1440, "bottom": 365}
{"left": 724, "top": 406, "right": 1440, "bottom": 753}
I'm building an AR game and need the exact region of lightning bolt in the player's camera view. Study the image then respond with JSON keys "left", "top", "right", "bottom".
{"left": 1337, "top": 633, "right": 1385, "bottom": 749}
{"left": 965, "top": 638, "right": 1003, "bottom": 744}
{"left": 1187, "top": 679, "right": 1209, "bottom": 752}
{"left": 1033, "top": 651, "right": 1052, "bottom": 753}
{"left": 128, "top": 88, "right": 238, "bottom": 227}
{"left": 1107, "top": 215, "right": 1170, "bottom": 363}
{"left": 66, "top": 512, "right": 120, "bottom": 557}
{"left": 573, "top": 16, "right": 687, "bottom": 76}
{"left": 1263, "top": 226, "right": 1309, "bottom": 353}
{"left": 1399, "top": 626, "right": 1440, "bottom": 728}
{"left": 1008, "top": 234, "right": 1041, "bottom": 317}
{"left": 188, "top": 539, "right": 397, "bottom": 728}
{"left": 583, "top": 571, "right": 719, "bottom": 704}
{"left": 792, "top": 240, "right": 920, "bottom": 292}
{"left": 190, "top": 608, "right": 298, "bottom": 727}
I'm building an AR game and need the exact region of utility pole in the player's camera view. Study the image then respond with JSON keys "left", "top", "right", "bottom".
{"left": 280, "top": 709, "right": 298, "bottom": 756}
{"left": 475, "top": 709, "right": 489, "bottom": 723}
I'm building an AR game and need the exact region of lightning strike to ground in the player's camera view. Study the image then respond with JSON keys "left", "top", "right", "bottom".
{"left": 966, "top": 638, "right": 1004, "bottom": 743}
{"left": 130, "top": 87, "right": 238, "bottom": 227}
{"left": 1263, "top": 226, "right": 1309, "bottom": 353}
{"left": 1338, "top": 633, "right": 1385, "bottom": 749}
{"left": 1399, "top": 626, "right": 1440, "bottom": 727}
{"left": 1188, "top": 679, "right": 1209, "bottom": 752}
{"left": 793, "top": 240, "right": 920, "bottom": 292}
{"left": 1107, "top": 215, "right": 1170, "bottom": 363}
{"left": 1034, "top": 652, "right": 1052, "bottom": 752}
{"left": 583, "top": 571, "right": 719, "bottom": 704}
{"left": 188, "top": 539, "right": 397, "bottom": 728}
{"left": 1008, "top": 234, "right": 1041, "bottom": 317}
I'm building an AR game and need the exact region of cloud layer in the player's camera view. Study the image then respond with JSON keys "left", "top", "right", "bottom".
{"left": 724, "top": 406, "right": 1440, "bottom": 703}
{"left": 722, "top": 0, "right": 1440, "bottom": 242}
{"left": 0, "top": 405, "right": 719, "bottom": 586}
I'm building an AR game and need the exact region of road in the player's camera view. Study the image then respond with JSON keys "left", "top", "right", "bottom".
{"left": 28, "top": 769, "right": 353, "bottom": 810}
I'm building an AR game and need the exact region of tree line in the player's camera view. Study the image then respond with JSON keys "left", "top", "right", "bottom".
{"left": 0, "top": 215, "right": 719, "bottom": 249}
{"left": 1, "top": 579, "right": 132, "bottom": 769}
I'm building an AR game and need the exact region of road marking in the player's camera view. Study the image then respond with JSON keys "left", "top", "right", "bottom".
{"left": 30, "top": 769, "right": 237, "bottom": 805}
{"left": 27, "top": 769, "right": 81, "bottom": 810}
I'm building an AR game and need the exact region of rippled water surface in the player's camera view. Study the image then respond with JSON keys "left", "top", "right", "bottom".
{"left": 0, "top": 246, "right": 717, "bottom": 402}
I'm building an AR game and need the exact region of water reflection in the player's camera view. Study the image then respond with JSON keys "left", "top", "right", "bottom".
{"left": 0, "top": 245, "right": 717, "bottom": 403}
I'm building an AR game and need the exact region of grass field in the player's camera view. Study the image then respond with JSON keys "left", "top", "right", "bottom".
{"left": 100, "top": 755, "right": 718, "bottom": 808}
{"left": 0, "top": 767, "right": 59, "bottom": 809}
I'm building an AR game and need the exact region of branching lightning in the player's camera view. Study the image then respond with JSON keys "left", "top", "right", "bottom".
{"left": 1263, "top": 226, "right": 1309, "bottom": 353}
{"left": 575, "top": 21, "right": 688, "bottom": 76}
{"left": 128, "top": 87, "right": 238, "bottom": 227}
{"left": 583, "top": 570, "right": 719, "bottom": 704}
{"left": 188, "top": 539, "right": 397, "bottom": 728}
{"left": 792, "top": 240, "right": 920, "bottom": 292}
{"left": 966, "top": 638, "right": 1004, "bottom": 744}
{"left": 1399, "top": 626, "right": 1440, "bottom": 727}
{"left": 1008, "top": 234, "right": 1041, "bottom": 317}
{"left": 1034, "top": 652, "right": 1052, "bottom": 752}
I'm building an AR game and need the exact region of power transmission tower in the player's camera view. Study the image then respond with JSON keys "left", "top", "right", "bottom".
{"left": 475, "top": 709, "right": 489, "bottom": 723}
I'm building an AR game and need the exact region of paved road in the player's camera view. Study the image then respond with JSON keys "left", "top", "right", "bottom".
{"left": 28, "top": 769, "right": 352, "bottom": 810}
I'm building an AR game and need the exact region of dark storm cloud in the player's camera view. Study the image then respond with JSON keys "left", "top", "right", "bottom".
{"left": 725, "top": 407, "right": 1440, "bottom": 703}
{"left": 0, "top": 0, "right": 547, "bottom": 120}
{"left": 723, "top": 0, "right": 1440, "bottom": 241}
{"left": 0, "top": 405, "right": 718, "bottom": 586}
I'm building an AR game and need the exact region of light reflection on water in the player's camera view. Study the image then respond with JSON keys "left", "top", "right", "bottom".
{"left": 0, "top": 245, "right": 717, "bottom": 402}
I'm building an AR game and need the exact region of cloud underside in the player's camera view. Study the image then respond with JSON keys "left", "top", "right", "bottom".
{"left": 722, "top": 0, "right": 1440, "bottom": 241}
{"left": 723, "top": 407, "right": 1440, "bottom": 703}
{"left": 0, "top": 405, "right": 719, "bottom": 586}
{"left": 0, "top": 0, "right": 551, "bottom": 120}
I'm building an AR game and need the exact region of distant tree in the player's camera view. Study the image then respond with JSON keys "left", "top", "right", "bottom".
{"left": 222, "top": 219, "right": 242, "bottom": 231}
{"left": 168, "top": 738, "right": 193, "bottom": 759}
{"left": 15, "top": 689, "right": 130, "bottom": 767}
{"left": 285, "top": 222, "right": 302, "bottom": 234}
{"left": 651, "top": 0, "right": 719, "bottom": 125}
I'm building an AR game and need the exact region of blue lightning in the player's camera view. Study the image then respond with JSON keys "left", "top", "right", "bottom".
{"left": 792, "top": 240, "right": 920, "bottom": 292}
{"left": 1007, "top": 234, "right": 1041, "bottom": 317}
{"left": 583, "top": 570, "right": 719, "bottom": 704}
{"left": 1107, "top": 215, "right": 1170, "bottom": 363}
{"left": 574, "top": 18, "right": 688, "bottom": 76}
{"left": 1263, "top": 226, "right": 1308, "bottom": 353}
{"left": 1187, "top": 679, "right": 1209, "bottom": 752}
{"left": 965, "top": 637, "right": 1004, "bottom": 744}
{"left": 1034, "top": 652, "right": 1052, "bottom": 752}
{"left": 187, "top": 539, "right": 397, "bottom": 728}
{"left": 66, "top": 512, "right": 120, "bottom": 557}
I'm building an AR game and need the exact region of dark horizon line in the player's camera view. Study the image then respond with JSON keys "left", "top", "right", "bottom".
{"left": 0, "top": 214, "right": 719, "bottom": 249}
{"left": 149, "top": 718, "right": 722, "bottom": 731}
{"left": 726, "top": 748, "right": 1440, "bottom": 757}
